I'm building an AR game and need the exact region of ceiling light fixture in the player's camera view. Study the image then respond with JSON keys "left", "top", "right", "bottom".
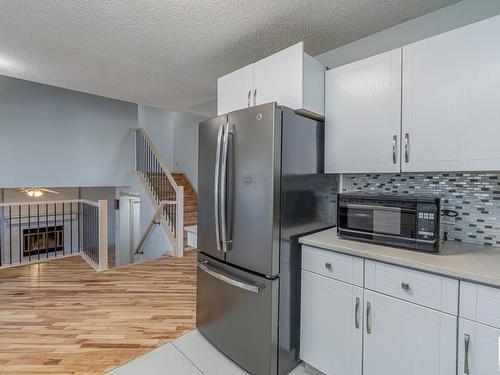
{"left": 19, "top": 187, "right": 60, "bottom": 198}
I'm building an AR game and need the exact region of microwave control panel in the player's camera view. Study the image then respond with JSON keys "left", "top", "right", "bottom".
{"left": 416, "top": 203, "right": 438, "bottom": 240}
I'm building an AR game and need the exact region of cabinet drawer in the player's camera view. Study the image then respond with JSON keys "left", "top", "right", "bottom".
{"left": 365, "top": 260, "right": 458, "bottom": 315}
{"left": 460, "top": 281, "right": 500, "bottom": 328}
{"left": 302, "top": 246, "right": 364, "bottom": 287}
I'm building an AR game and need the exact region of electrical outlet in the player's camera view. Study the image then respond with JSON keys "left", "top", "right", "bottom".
{"left": 441, "top": 215, "right": 455, "bottom": 225}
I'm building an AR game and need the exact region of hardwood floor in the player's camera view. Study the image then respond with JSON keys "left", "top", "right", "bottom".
{"left": 0, "top": 250, "right": 197, "bottom": 374}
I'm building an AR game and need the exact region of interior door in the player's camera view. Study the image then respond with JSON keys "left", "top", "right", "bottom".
{"left": 363, "top": 290, "right": 457, "bottom": 375}
{"left": 196, "top": 253, "right": 278, "bottom": 375}
{"left": 325, "top": 48, "right": 402, "bottom": 173}
{"left": 223, "top": 103, "right": 281, "bottom": 276}
{"left": 197, "top": 115, "right": 227, "bottom": 261}
{"left": 300, "top": 271, "right": 363, "bottom": 375}
{"left": 217, "top": 64, "right": 254, "bottom": 115}
{"left": 458, "top": 318, "right": 500, "bottom": 375}
{"left": 402, "top": 16, "right": 500, "bottom": 172}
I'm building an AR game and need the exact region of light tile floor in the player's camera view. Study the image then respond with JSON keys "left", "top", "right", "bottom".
{"left": 107, "top": 329, "right": 310, "bottom": 375}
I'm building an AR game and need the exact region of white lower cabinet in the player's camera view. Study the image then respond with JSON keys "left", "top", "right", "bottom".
{"left": 363, "top": 290, "right": 457, "bottom": 375}
{"left": 300, "top": 246, "right": 460, "bottom": 375}
{"left": 301, "top": 270, "right": 363, "bottom": 375}
{"left": 458, "top": 319, "right": 500, "bottom": 375}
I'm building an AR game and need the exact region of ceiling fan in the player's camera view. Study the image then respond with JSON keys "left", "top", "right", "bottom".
{"left": 18, "top": 187, "right": 60, "bottom": 198}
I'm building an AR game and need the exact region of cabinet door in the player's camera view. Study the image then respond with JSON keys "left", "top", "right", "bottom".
{"left": 253, "top": 42, "right": 303, "bottom": 110}
{"left": 363, "top": 290, "right": 457, "bottom": 375}
{"left": 458, "top": 318, "right": 500, "bottom": 375}
{"left": 217, "top": 64, "right": 253, "bottom": 115}
{"left": 300, "top": 270, "right": 363, "bottom": 375}
{"left": 325, "top": 49, "right": 402, "bottom": 173}
{"left": 402, "top": 15, "right": 500, "bottom": 172}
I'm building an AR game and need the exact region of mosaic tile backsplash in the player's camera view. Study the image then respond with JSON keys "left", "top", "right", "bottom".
{"left": 341, "top": 173, "right": 500, "bottom": 248}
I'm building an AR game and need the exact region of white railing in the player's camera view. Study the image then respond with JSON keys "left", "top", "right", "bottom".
{"left": 0, "top": 199, "right": 108, "bottom": 271}
{"left": 134, "top": 128, "right": 184, "bottom": 257}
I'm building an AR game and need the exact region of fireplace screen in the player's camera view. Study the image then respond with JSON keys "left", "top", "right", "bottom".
{"left": 23, "top": 226, "right": 64, "bottom": 256}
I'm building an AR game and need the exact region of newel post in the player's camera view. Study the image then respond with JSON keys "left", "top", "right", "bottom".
{"left": 98, "top": 199, "right": 109, "bottom": 271}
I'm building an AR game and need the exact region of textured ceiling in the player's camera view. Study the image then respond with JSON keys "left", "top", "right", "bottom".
{"left": 0, "top": 0, "right": 457, "bottom": 111}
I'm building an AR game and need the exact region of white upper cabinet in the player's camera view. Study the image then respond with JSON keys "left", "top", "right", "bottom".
{"left": 217, "top": 42, "right": 325, "bottom": 117}
{"left": 325, "top": 49, "right": 402, "bottom": 173}
{"left": 402, "top": 15, "right": 500, "bottom": 172}
{"left": 217, "top": 64, "right": 254, "bottom": 117}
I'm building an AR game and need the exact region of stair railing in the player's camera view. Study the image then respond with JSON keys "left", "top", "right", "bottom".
{"left": 134, "top": 128, "right": 184, "bottom": 257}
{"left": 0, "top": 199, "right": 108, "bottom": 271}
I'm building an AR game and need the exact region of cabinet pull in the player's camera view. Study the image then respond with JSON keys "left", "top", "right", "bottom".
{"left": 366, "top": 302, "right": 372, "bottom": 334}
{"left": 392, "top": 135, "right": 397, "bottom": 164}
{"left": 355, "top": 297, "right": 360, "bottom": 329}
{"left": 253, "top": 89, "right": 257, "bottom": 106}
{"left": 404, "top": 133, "right": 410, "bottom": 163}
{"left": 247, "top": 90, "right": 251, "bottom": 107}
{"left": 401, "top": 282, "right": 410, "bottom": 290}
{"left": 325, "top": 262, "right": 332, "bottom": 270}
{"left": 464, "top": 334, "right": 470, "bottom": 374}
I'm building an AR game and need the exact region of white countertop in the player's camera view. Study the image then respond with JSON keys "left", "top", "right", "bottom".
{"left": 299, "top": 228, "right": 500, "bottom": 288}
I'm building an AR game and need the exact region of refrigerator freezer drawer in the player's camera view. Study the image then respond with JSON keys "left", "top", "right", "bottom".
{"left": 196, "top": 253, "right": 279, "bottom": 375}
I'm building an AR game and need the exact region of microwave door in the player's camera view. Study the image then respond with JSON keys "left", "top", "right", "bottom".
{"left": 341, "top": 202, "right": 417, "bottom": 238}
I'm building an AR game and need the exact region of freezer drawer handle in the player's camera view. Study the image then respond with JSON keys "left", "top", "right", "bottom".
{"left": 198, "top": 261, "right": 264, "bottom": 294}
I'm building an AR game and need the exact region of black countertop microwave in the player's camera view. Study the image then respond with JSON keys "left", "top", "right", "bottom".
{"left": 337, "top": 193, "right": 441, "bottom": 252}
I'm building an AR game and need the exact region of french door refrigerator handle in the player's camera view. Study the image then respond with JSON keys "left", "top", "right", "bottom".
{"left": 198, "top": 261, "right": 264, "bottom": 293}
{"left": 214, "top": 125, "right": 224, "bottom": 251}
{"left": 220, "top": 122, "right": 231, "bottom": 252}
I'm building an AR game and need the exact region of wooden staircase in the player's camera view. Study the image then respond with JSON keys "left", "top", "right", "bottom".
{"left": 171, "top": 173, "right": 198, "bottom": 227}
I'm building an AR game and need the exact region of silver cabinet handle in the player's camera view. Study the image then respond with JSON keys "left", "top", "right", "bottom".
{"left": 219, "top": 123, "right": 231, "bottom": 252}
{"left": 253, "top": 89, "right": 257, "bottom": 106}
{"left": 404, "top": 133, "right": 410, "bottom": 163}
{"left": 355, "top": 297, "right": 360, "bottom": 329}
{"left": 214, "top": 125, "right": 224, "bottom": 251}
{"left": 325, "top": 262, "right": 332, "bottom": 270}
{"left": 366, "top": 301, "right": 372, "bottom": 334}
{"left": 198, "top": 261, "right": 264, "bottom": 293}
{"left": 392, "top": 135, "right": 398, "bottom": 164}
{"left": 464, "top": 334, "right": 470, "bottom": 374}
{"left": 401, "top": 282, "right": 410, "bottom": 290}
{"left": 247, "top": 90, "right": 251, "bottom": 107}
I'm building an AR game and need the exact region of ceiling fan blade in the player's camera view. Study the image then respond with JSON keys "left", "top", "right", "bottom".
{"left": 40, "top": 188, "right": 59, "bottom": 194}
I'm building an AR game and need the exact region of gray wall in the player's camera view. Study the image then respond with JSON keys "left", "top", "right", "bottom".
{"left": 173, "top": 111, "right": 204, "bottom": 189}
{"left": 0, "top": 75, "right": 138, "bottom": 188}
{"left": 316, "top": 0, "right": 500, "bottom": 68}
{"left": 139, "top": 104, "right": 205, "bottom": 190}
{"left": 80, "top": 187, "right": 117, "bottom": 246}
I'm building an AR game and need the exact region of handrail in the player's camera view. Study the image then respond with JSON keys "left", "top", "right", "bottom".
{"left": 0, "top": 199, "right": 99, "bottom": 207}
{"left": 134, "top": 128, "right": 180, "bottom": 192}
{"left": 133, "top": 200, "right": 177, "bottom": 256}
{"left": 0, "top": 199, "right": 108, "bottom": 271}
{"left": 134, "top": 128, "right": 185, "bottom": 257}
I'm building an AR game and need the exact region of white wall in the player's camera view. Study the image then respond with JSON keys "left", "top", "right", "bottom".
{"left": 0, "top": 75, "right": 138, "bottom": 188}
{"left": 316, "top": 0, "right": 500, "bottom": 68}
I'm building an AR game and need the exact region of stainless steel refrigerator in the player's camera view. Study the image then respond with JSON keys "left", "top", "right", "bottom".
{"left": 197, "top": 103, "right": 336, "bottom": 375}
